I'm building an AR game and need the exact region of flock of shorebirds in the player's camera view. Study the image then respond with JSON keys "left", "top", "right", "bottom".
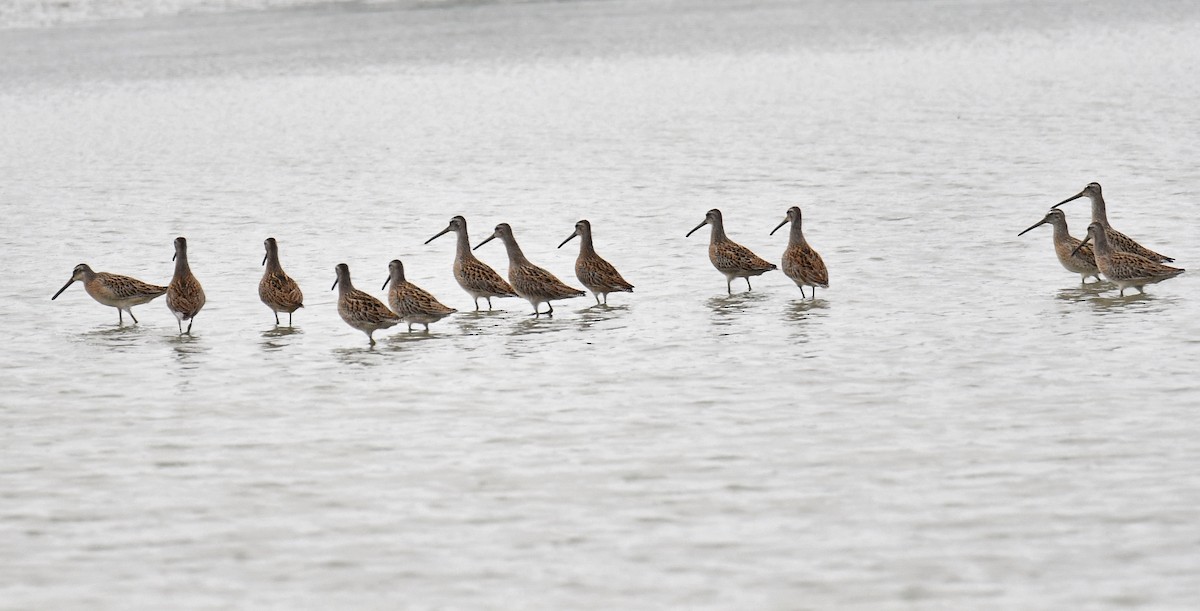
{"left": 50, "top": 207, "right": 827, "bottom": 345}
{"left": 50, "top": 182, "right": 1184, "bottom": 345}
{"left": 1018, "top": 182, "right": 1184, "bottom": 295}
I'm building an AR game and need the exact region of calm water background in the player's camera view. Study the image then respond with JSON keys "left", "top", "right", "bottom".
{"left": 3, "top": 0, "right": 1200, "bottom": 607}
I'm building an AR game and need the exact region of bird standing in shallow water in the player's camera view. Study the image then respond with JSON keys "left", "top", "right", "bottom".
{"left": 1018, "top": 209, "right": 1101, "bottom": 284}
{"left": 382, "top": 259, "right": 456, "bottom": 332}
{"left": 475, "top": 223, "right": 584, "bottom": 317}
{"left": 51, "top": 263, "right": 166, "bottom": 325}
{"left": 686, "top": 208, "right": 776, "bottom": 295}
{"left": 770, "top": 206, "right": 828, "bottom": 298}
{"left": 558, "top": 219, "right": 634, "bottom": 305}
{"left": 425, "top": 216, "right": 518, "bottom": 311}
{"left": 167, "top": 237, "right": 205, "bottom": 334}
{"left": 332, "top": 263, "right": 399, "bottom": 346}
{"left": 1053, "top": 182, "right": 1173, "bottom": 262}
{"left": 259, "top": 237, "right": 304, "bottom": 326}
{"left": 1071, "top": 222, "right": 1184, "bottom": 296}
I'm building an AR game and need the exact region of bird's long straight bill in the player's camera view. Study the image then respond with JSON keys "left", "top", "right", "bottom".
{"left": 381, "top": 277, "right": 391, "bottom": 290}
{"left": 770, "top": 218, "right": 789, "bottom": 236}
{"left": 331, "top": 278, "right": 339, "bottom": 291}
{"left": 1053, "top": 191, "right": 1085, "bottom": 209}
{"left": 1070, "top": 233, "right": 1092, "bottom": 257}
{"left": 51, "top": 278, "right": 75, "bottom": 300}
{"left": 473, "top": 234, "right": 496, "bottom": 251}
{"left": 685, "top": 220, "right": 708, "bottom": 237}
{"left": 425, "top": 227, "right": 451, "bottom": 245}
{"left": 557, "top": 231, "right": 578, "bottom": 249}
{"left": 261, "top": 253, "right": 268, "bottom": 265}
{"left": 1017, "top": 219, "right": 1047, "bottom": 236}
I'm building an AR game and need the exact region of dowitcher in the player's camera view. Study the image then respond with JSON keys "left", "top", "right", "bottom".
{"left": 558, "top": 219, "right": 634, "bottom": 305}
{"left": 332, "top": 263, "right": 400, "bottom": 345}
{"left": 1071, "top": 222, "right": 1184, "bottom": 296}
{"left": 259, "top": 237, "right": 304, "bottom": 326}
{"left": 474, "top": 223, "right": 584, "bottom": 317}
{"left": 51, "top": 263, "right": 166, "bottom": 325}
{"left": 382, "top": 259, "right": 457, "bottom": 332}
{"left": 167, "top": 236, "right": 205, "bottom": 334}
{"left": 425, "top": 215, "right": 518, "bottom": 311}
{"left": 686, "top": 208, "right": 776, "bottom": 295}
{"left": 770, "top": 206, "right": 828, "bottom": 298}
{"left": 1017, "top": 209, "right": 1101, "bottom": 284}
{"left": 1053, "top": 182, "right": 1173, "bottom": 262}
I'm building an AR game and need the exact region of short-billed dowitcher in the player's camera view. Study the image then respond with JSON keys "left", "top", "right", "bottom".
{"left": 425, "top": 215, "right": 518, "bottom": 311}
{"left": 1071, "top": 222, "right": 1184, "bottom": 296}
{"left": 770, "top": 206, "right": 828, "bottom": 298}
{"left": 167, "top": 237, "right": 205, "bottom": 334}
{"left": 475, "top": 223, "right": 584, "bottom": 317}
{"left": 51, "top": 263, "right": 166, "bottom": 325}
{"left": 686, "top": 208, "right": 776, "bottom": 295}
{"left": 1018, "top": 209, "right": 1101, "bottom": 284}
{"left": 1053, "top": 182, "right": 1173, "bottom": 262}
{"left": 558, "top": 219, "right": 634, "bottom": 305}
{"left": 259, "top": 237, "right": 304, "bottom": 326}
{"left": 332, "top": 263, "right": 400, "bottom": 345}
{"left": 382, "top": 259, "right": 457, "bottom": 332}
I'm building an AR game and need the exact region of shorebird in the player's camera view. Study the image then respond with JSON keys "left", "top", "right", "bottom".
{"left": 1018, "top": 209, "right": 1102, "bottom": 284}
{"left": 425, "top": 215, "right": 518, "bottom": 311}
{"left": 770, "top": 206, "right": 828, "bottom": 298}
{"left": 167, "top": 237, "right": 205, "bottom": 334}
{"left": 686, "top": 208, "right": 776, "bottom": 295}
{"left": 474, "top": 223, "right": 584, "bottom": 317}
{"left": 558, "top": 219, "right": 634, "bottom": 305}
{"left": 51, "top": 263, "right": 166, "bottom": 325}
{"left": 332, "top": 263, "right": 399, "bottom": 345}
{"left": 1071, "top": 222, "right": 1184, "bottom": 296}
{"left": 259, "top": 237, "right": 304, "bottom": 326}
{"left": 1053, "top": 182, "right": 1173, "bottom": 262}
{"left": 382, "top": 259, "right": 457, "bottom": 332}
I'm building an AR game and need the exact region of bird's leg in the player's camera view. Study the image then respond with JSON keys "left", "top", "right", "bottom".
{"left": 473, "top": 297, "right": 480, "bottom": 312}
{"left": 800, "top": 286, "right": 806, "bottom": 299}
{"left": 546, "top": 303, "right": 554, "bottom": 316}
{"left": 594, "top": 293, "right": 601, "bottom": 306}
{"left": 274, "top": 311, "right": 280, "bottom": 325}
{"left": 726, "top": 279, "right": 732, "bottom": 296}
{"left": 486, "top": 297, "right": 493, "bottom": 311}
{"left": 288, "top": 312, "right": 293, "bottom": 326}
{"left": 186, "top": 318, "right": 194, "bottom": 334}
{"left": 746, "top": 278, "right": 753, "bottom": 291}
{"left": 129, "top": 309, "right": 139, "bottom": 324}
{"left": 118, "top": 308, "right": 124, "bottom": 325}
{"left": 177, "top": 318, "right": 183, "bottom": 333}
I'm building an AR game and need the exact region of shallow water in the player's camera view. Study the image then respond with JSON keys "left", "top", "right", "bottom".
{"left": 3, "top": 0, "right": 1200, "bottom": 608}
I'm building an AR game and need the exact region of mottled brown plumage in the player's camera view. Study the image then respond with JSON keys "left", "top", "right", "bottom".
{"left": 167, "top": 236, "right": 205, "bottom": 334}
{"left": 333, "top": 263, "right": 399, "bottom": 345}
{"left": 1072, "top": 222, "right": 1184, "bottom": 296}
{"left": 51, "top": 263, "right": 167, "bottom": 324}
{"left": 771, "top": 206, "right": 828, "bottom": 298}
{"left": 259, "top": 237, "right": 304, "bottom": 326}
{"left": 558, "top": 219, "right": 634, "bottom": 305}
{"left": 1053, "top": 182, "right": 1173, "bottom": 263}
{"left": 425, "top": 215, "right": 518, "bottom": 311}
{"left": 475, "top": 223, "right": 584, "bottom": 317}
{"left": 1018, "top": 209, "right": 1101, "bottom": 283}
{"left": 686, "top": 208, "right": 776, "bottom": 295}
{"left": 383, "top": 259, "right": 456, "bottom": 332}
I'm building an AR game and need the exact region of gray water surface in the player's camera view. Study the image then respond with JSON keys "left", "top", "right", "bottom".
{"left": 2, "top": 0, "right": 1199, "bottom": 608}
